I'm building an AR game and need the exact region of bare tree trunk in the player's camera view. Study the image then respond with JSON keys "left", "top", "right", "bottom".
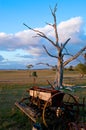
{"left": 57, "top": 61, "right": 63, "bottom": 88}
{"left": 54, "top": 55, "right": 64, "bottom": 88}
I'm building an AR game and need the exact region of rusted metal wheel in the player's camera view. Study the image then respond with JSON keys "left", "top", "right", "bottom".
{"left": 42, "top": 92, "right": 79, "bottom": 129}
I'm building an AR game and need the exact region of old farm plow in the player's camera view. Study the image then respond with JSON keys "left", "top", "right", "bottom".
{"left": 15, "top": 84, "right": 86, "bottom": 130}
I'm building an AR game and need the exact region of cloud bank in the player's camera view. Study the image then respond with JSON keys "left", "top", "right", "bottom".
{"left": 0, "top": 17, "right": 86, "bottom": 69}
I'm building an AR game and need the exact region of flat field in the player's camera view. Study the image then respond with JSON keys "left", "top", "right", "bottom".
{"left": 0, "top": 69, "right": 86, "bottom": 85}
{"left": 0, "top": 70, "right": 86, "bottom": 130}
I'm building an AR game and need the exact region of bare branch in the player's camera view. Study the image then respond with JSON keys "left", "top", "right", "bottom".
{"left": 36, "top": 62, "right": 54, "bottom": 67}
{"left": 63, "top": 46, "right": 82, "bottom": 66}
{"left": 23, "top": 23, "right": 32, "bottom": 30}
{"left": 50, "top": 4, "right": 57, "bottom": 16}
{"left": 23, "top": 23, "right": 45, "bottom": 36}
{"left": 63, "top": 46, "right": 86, "bottom": 66}
{"left": 43, "top": 45, "right": 58, "bottom": 58}
{"left": 54, "top": 4, "right": 57, "bottom": 14}
{"left": 23, "top": 23, "right": 57, "bottom": 48}
{"left": 50, "top": 4, "right": 59, "bottom": 47}
{"left": 46, "top": 22, "right": 53, "bottom": 27}
{"left": 61, "top": 38, "right": 71, "bottom": 50}
{"left": 63, "top": 52, "right": 73, "bottom": 57}
{"left": 32, "top": 35, "right": 39, "bottom": 38}
{"left": 63, "top": 46, "right": 73, "bottom": 57}
{"left": 63, "top": 48, "right": 82, "bottom": 63}
{"left": 53, "top": 5, "right": 59, "bottom": 46}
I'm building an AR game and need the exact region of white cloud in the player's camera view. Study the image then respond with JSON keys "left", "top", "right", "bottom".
{"left": 0, "top": 16, "right": 85, "bottom": 52}
{"left": 15, "top": 30, "right": 40, "bottom": 45}
{"left": 27, "top": 47, "right": 42, "bottom": 56}
{"left": 58, "top": 17, "right": 84, "bottom": 43}
{"left": 0, "top": 16, "right": 86, "bottom": 69}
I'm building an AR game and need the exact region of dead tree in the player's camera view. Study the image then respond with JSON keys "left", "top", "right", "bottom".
{"left": 23, "top": 4, "right": 86, "bottom": 88}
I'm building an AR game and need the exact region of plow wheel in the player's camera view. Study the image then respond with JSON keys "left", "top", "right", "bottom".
{"left": 42, "top": 92, "right": 79, "bottom": 130}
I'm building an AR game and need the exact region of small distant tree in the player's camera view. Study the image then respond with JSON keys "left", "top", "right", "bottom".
{"left": 52, "top": 65, "right": 57, "bottom": 71}
{"left": 75, "top": 63, "right": 86, "bottom": 77}
{"left": 26, "top": 64, "right": 33, "bottom": 76}
{"left": 24, "top": 4, "right": 86, "bottom": 88}
{"left": 68, "top": 65, "right": 74, "bottom": 71}
{"left": 32, "top": 71, "right": 38, "bottom": 84}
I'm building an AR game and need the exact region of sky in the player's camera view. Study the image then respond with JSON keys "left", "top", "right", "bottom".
{"left": 0, "top": 0, "right": 86, "bottom": 69}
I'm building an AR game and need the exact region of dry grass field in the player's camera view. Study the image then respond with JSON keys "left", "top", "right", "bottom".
{"left": 0, "top": 69, "right": 55, "bottom": 85}
{"left": 0, "top": 69, "right": 86, "bottom": 86}
{"left": 0, "top": 69, "right": 86, "bottom": 130}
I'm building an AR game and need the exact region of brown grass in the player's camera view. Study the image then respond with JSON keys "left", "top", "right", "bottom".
{"left": 0, "top": 69, "right": 86, "bottom": 86}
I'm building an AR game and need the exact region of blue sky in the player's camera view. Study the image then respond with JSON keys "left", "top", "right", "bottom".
{"left": 0, "top": 0, "right": 86, "bottom": 69}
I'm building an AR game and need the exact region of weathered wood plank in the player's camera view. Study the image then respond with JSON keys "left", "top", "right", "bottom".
{"left": 15, "top": 102, "right": 36, "bottom": 123}
{"left": 29, "top": 90, "right": 51, "bottom": 101}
